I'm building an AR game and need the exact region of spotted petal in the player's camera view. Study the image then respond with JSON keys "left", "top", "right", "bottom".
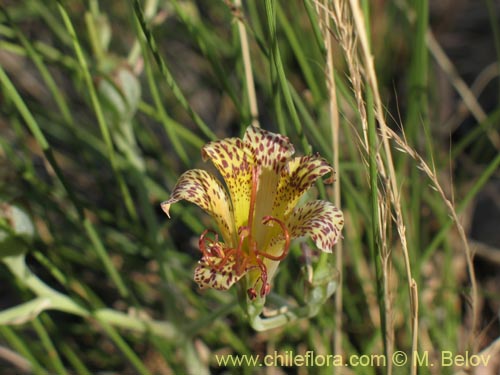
{"left": 274, "top": 155, "right": 334, "bottom": 218}
{"left": 257, "top": 155, "right": 334, "bottom": 251}
{"left": 243, "top": 126, "right": 295, "bottom": 240}
{"left": 161, "top": 169, "right": 234, "bottom": 244}
{"left": 243, "top": 126, "right": 295, "bottom": 174}
{"left": 287, "top": 200, "right": 344, "bottom": 253}
{"left": 194, "top": 255, "right": 248, "bottom": 291}
{"left": 202, "top": 137, "right": 253, "bottom": 234}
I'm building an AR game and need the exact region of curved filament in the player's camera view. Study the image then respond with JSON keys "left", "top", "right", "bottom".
{"left": 258, "top": 216, "right": 291, "bottom": 261}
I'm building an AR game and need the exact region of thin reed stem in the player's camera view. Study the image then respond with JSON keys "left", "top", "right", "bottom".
{"left": 233, "top": 0, "right": 260, "bottom": 127}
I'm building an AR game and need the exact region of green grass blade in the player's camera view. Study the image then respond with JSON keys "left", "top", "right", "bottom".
{"left": 56, "top": 1, "right": 137, "bottom": 220}
{"left": 0, "top": 326, "right": 45, "bottom": 374}
{"left": 0, "top": 62, "right": 130, "bottom": 299}
{"left": 32, "top": 318, "right": 68, "bottom": 375}
{"left": 97, "top": 319, "right": 153, "bottom": 375}
{"left": 170, "top": 0, "right": 241, "bottom": 113}
{"left": 141, "top": 37, "right": 190, "bottom": 166}
{"left": 276, "top": 3, "right": 324, "bottom": 104}
{"left": 264, "top": 0, "right": 311, "bottom": 152}
{"left": 84, "top": 218, "right": 129, "bottom": 297}
{"left": 0, "top": 64, "right": 49, "bottom": 150}
{"left": 131, "top": 0, "right": 216, "bottom": 141}
{"left": 0, "top": 7, "right": 73, "bottom": 126}
{"left": 422, "top": 150, "right": 500, "bottom": 261}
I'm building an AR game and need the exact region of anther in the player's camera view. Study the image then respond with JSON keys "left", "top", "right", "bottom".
{"left": 260, "top": 282, "right": 271, "bottom": 297}
{"left": 247, "top": 288, "right": 257, "bottom": 300}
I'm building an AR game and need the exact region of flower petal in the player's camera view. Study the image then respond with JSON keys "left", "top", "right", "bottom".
{"left": 194, "top": 255, "right": 247, "bottom": 291}
{"left": 287, "top": 200, "right": 344, "bottom": 252}
{"left": 243, "top": 126, "right": 295, "bottom": 173}
{"left": 243, "top": 126, "right": 295, "bottom": 241}
{"left": 202, "top": 137, "right": 253, "bottom": 233}
{"left": 161, "top": 169, "right": 234, "bottom": 244}
{"left": 273, "top": 154, "right": 334, "bottom": 218}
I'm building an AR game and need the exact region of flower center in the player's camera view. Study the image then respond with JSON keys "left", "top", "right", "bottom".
{"left": 241, "top": 215, "right": 290, "bottom": 299}
{"left": 197, "top": 166, "right": 291, "bottom": 300}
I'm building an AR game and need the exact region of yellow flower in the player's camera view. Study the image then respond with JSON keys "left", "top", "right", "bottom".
{"left": 162, "top": 126, "right": 343, "bottom": 300}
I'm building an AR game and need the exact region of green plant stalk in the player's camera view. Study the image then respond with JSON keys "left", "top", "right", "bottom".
{"left": 130, "top": 167, "right": 163, "bottom": 249}
{"left": 423, "top": 150, "right": 500, "bottom": 260}
{"left": 366, "top": 87, "right": 386, "bottom": 356}
{"left": 246, "top": 1, "right": 265, "bottom": 45}
{"left": 242, "top": 256, "right": 338, "bottom": 331}
{"left": 360, "top": 0, "right": 386, "bottom": 357}
{"left": 131, "top": 0, "right": 216, "bottom": 140}
{"left": 452, "top": 109, "right": 500, "bottom": 158}
{"left": 170, "top": 0, "right": 241, "bottom": 114}
{"left": 2, "top": 256, "right": 91, "bottom": 318}
{"left": 0, "top": 40, "right": 25, "bottom": 55}
{"left": 0, "top": 65, "right": 81, "bottom": 220}
{"left": 97, "top": 319, "right": 153, "bottom": 375}
{"left": 264, "top": 0, "right": 311, "bottom": 153}
{"left": 289, "top": 83, "right": 331, "bottom": 156}
{"left": 0, "top": 64, "right": 49, "bottom": 150}
{"left": 120, "top": 162, "right": 172, "bottom": 314}
{"left": 265, "top": 10, "right": 286, "bottom": 137}
{"left": 0, "top": 255, "right": 179, "bottom": 340}
{"left": 275, "top": 90, "right": 287, "bottom": 136}
{"left": 213, "top": 319, "right": 252, "bottom": 355}
{"left": 0, "top": 76, "right": 190, "bottom": 297}
{"left": 342, "top": 189, "right": 371, "bottom": 307}
{"left": 0, "top": 326, "right": 45, "bottom": 374}
{"left": 137, "top": 101, "right": 205, "bottom": 149}
{"left": 0, "top": 65, "right": 129, "bottom": 297}
{"left": 184, "top": 301, "right": 238, "bottom": 337}
{"left": 1, "top": 7, "right": 73, "bottom": 126}
{"left": 93, "top": 308, "right": 178, "bottom": 337}
{"left": 32, "top": 251, "right": 69, "bottom": 289}
{"left": 140, "top": 33, "right": 190, "bottom": 165}
{"left": 26, "top": 0, "right": 70, "bottom": 45}
{"left": 127, "top": 0, "right": 158, "bottom": 65}
{"left": 0, "top": 37, "right": 78, "bottom": 71}
{"left": 83, "top": 218, "right": 129, "bottom": 297}
{"left": 33, "top": 310, "right": 85, "bottom": 374}
{"left": 59, "top": 344, "right": 93, "bottom": 375}
{"left": 32, "top": 318, "right": 68, "bottom": 375}
{"left": 56, "top": 1, "right": 138, "bottom": 221}
{"left": 0, "top": 21, "right": 14, "bottom": 36}
{"left": 84, "top": 11, "right": 104, "bottom": 63}
{"left": 485, "top": 0, "right": 500, "bottom": 104}
{"left": 234, "top": 0, "right": 260, "bottom": 127}
{"left": 182, "top": 340, "right": 210, "bottom": 375}
{"left": 148, "top": 336, "right": 175, "bottom": 370}
{"left": 405, "top": 0, "right": 429, "bottom": 265}
{"left": 302, "top": 0, "right": 327, "bottom": 55}
{"left": 245, "top": 295, "right": 325, "bottom": 331}
{"left": 276, "top": 3, "right": 323, "bottom": 104}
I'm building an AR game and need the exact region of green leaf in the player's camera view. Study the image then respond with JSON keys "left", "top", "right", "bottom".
{"left": 0, "top": 203, "right": 34, "bottom": 258}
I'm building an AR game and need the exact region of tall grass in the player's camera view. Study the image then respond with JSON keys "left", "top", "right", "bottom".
{"left": 0, "top": 0, "right": 498, "bottom": 374}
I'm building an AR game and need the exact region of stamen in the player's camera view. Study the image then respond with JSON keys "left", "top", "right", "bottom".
{"left": 234, "top": 227, "right": 250, "bottom": 274}
{"left": 199, "top": 229, "right": 218, "bottom": 251}
{"left": 254, "top": 257, "right": 270, "bottom": 298}
{"left": 247, "top": 166, "right": 260, "bottom": 234}
{"left": 247, "top": 288, "right": 257, "bottom": 300}
{"left": 197, "top": 189, "right": 290, "bottom": 300}
{"left": 245, "top": 257, "right": 271, "bottom": 300}
{"left": 262, "top": 283, "right": 271, "bottom": 296}
{"left": 258, "top": 216, "right": 291, "bottom": 261}
{"left": 198, "top": 229, "right": 221, "bottom": 267}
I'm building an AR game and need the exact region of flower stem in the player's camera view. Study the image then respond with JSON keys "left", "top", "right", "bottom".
{"left": 0, "top": 255, "right": 178, "bottom": 340}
